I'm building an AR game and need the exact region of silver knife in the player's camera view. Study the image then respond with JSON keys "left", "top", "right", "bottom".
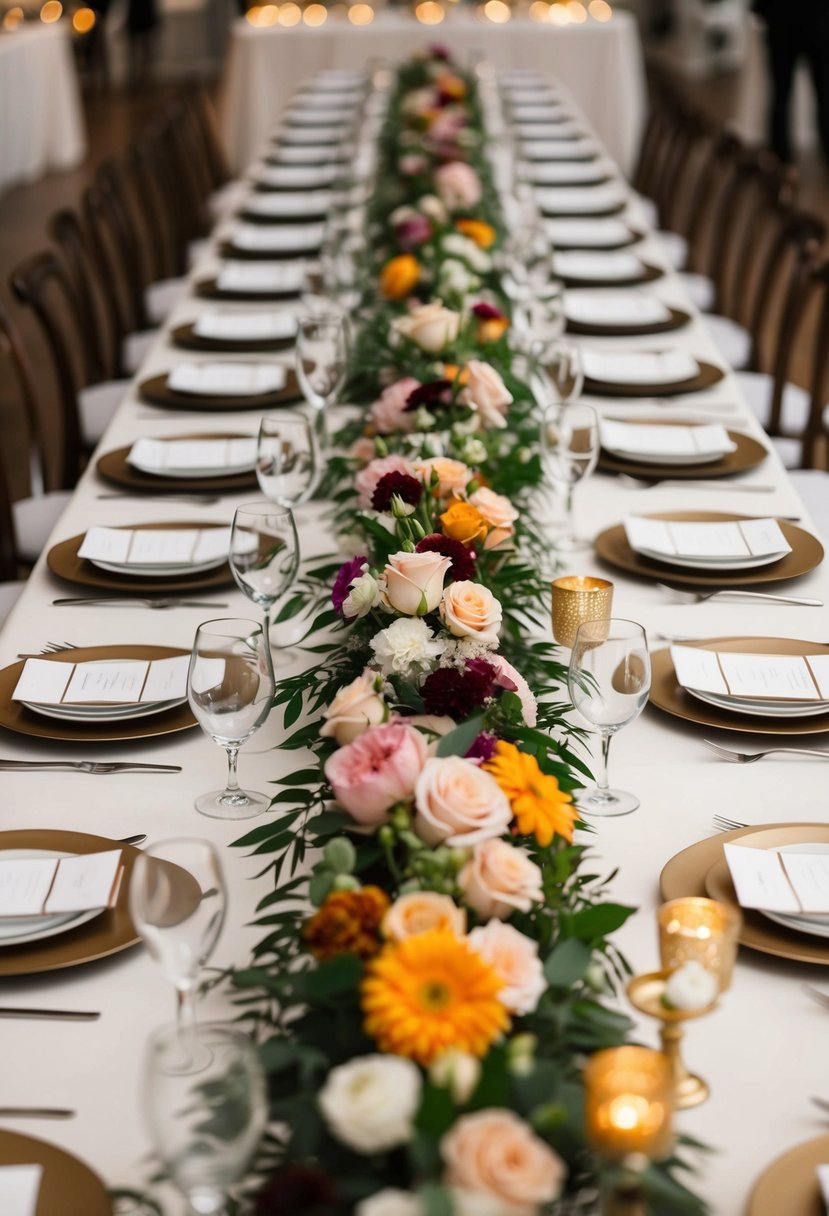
{"left": 0, "top": 760, "right": 183, "bottom": 774}
{"left": 0, "top": 1008, "right": 100, "bottom": 1021}
{"left": 0, "top": 1108, "right": 75, "bottom": 1119}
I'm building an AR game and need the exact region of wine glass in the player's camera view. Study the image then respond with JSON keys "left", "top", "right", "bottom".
{"left": 143, "top": 1022, "right": 267, "bottom": 1216}
{"left": 528, "top": 282, "right": 566, "bottom": 359}
{"left": 540, "top": 401, "right": 599, "bottom": 550}
{"left": 547, "top": 339, "right": 584, "bottom": 403}
{"left": 256, "top": 412, "right": 320, "bottom": 507}
{"left": 187, "top": 617, "right": 275, "bottom": 819}
{"left": 129, "top": 838, "right": 226, "bottom": 1035}
{"left": 568, "top": 619, "right": 652, "bottom": 817}
{"left": 229, "top": 503, "right": 300, "bottom": 651}
{"left": 501, "top": 220, "right": 552, "bottom": 334}
{"left": 295, "top": 313, "right": 348, "bottom": 446}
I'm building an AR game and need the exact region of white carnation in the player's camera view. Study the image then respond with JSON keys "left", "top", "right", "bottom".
{"left": 342, "top": 571, "right": 381, "bottom": 619}
{"left": 460, "top": 438, "right": 488, "bottom": 465}
{"left": 319, "top": 1056, "right": 422, "bottom": 1154}
{"left": 663, "top": 961, "right": 718, "bottom": 1012}
{"left": 442, "top": 233, "right": 492, "bottom": 273}
{"left": 370, "top": 617, "right": 446, "bottom": 677}
{"left": 357, "top": 1191, "right": 423, "bottom": 1216}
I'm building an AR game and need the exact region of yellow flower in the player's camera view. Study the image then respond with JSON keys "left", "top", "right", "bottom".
{"left": 436, "top": 72, "right": 468, "bottom": 101}
{"left": 455, "top": 218, "right": 496, "bottom": 249}
{"left": 440, "top": 500, "right": 489, "bottom": 545}
{"left": 379, "top": 254, "right": 421, "bottom": 301}
{"left": 442, "top": 362, "right": 470, "bottom": 388}
{"left": 476, "top": 315, "right": 510, "bottom": 343}
{"left": 304, "top": 886, "right": 390, "bottom": 961}
{"left": 484, "top": 741, "right": 578, "bottom": 847}
{"left": 362, "top": 928, "right": 509, "bottom": 1065}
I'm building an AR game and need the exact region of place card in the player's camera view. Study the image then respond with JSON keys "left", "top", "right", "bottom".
{"left": 583, "top": 349, "right": 699, "bottom": 385}
{"left": 565, "top": 291, "right": 672, "bottom": 327}
{"left": 256, "top": 165, "right": 338, "bottom": 189}
{"left": 0, "top": 851, "right": 122, "bottom": 917}
{"left": 192, "top": 312, "right": 297, "bottom": 341}
{"left": 600, "top": 420, "right": 735, "bottom": 459}
{"left": 129, "top": 437, "right": 257, "bottom": 472}
{"left": 0, "top": 1164, "right": 42, "bottom": 1216}
{"left": 167, "top": 362, "right": 287, "bottom": 396}
{"left": 724, "top": 843, "right": 829, "bottom": 914}
{"left": 546, "top": 218, "right": 631, "bottom": 248}
{"left": 227, "top": 223, "right": 324, "bottom": 254}
{"left": 535, "top": 184, "right": 626, "bottom": 214}
{"left": 216, "top": 261, "right": 306, "bottom": 294}
{"left": 530, "top": 161, "right": 608, "bottom": 185}
{"left": 670, "top": 644, "right": 829, "bottom": 702}
{"left": 628, "top": 516, "right": 790, "bottom": 562}
{"left": 78, "top": 525, "right": 231, "bottom": 566}
{"left": 553, "top": 251, "right": 643, "bottom": 282}
{"left": 243, "top": 191, "right": 332, "bottom": 218}
{"left": 13, "top": 655, "right": 189, "bottom": 706}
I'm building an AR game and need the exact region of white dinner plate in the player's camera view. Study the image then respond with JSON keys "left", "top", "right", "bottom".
{"left": 684, "top": 687, "right": 829, "bottom": 719}
{"left": 601, "top": 444, "right": 734, "bottom": 467}
{"left": 633, "top": 545, "right": 790, "bottom": 572}
{"left": 760, "top": 844, "right": 829, "bottom": 938}
{"left": 0, "top": 849, "right": 105, "bottom": 947}
{"left": 128, "top": 453, "right": 257, "bottom": 479}
{"left": 20, "top": 696, "right": 186, "bottom": 724}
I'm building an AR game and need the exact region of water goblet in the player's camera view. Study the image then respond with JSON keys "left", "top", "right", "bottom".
{"left": 256, "top": 412, "right": 319, "bottom": 508}
{"left": 539, "top": 400, "right": 599, "bottom": 550}
{"left": 187, "top": 617, "right": 275, "bottom": 819}
{"left": 295, "top": 312, "right": 348, "bottom": 446}
{"left": 229, "top": 503, "right": 300, "bottom": 651}
{"left": 568, "top": 618, "right": 652, "bottom": 817}
{"left": 547, "top": 339, "right": 584, "bottom": 403}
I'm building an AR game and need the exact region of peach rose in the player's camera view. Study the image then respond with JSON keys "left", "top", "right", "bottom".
{"left": 460, "top": 361, "right": 513, "bottom": 425}
{"left": 355, "top": 455, "right": 416, "bottom": 510}
{"left": 350, "top": 437, "right": 377, "bottom": 464}
{"left": 486, "top": 654, "right": 537, "bottom": 728}
{"left": 383, "top": 891, "right": 467, "bottom": 942}
{"left": 414, "top": 756, "right": 511, "bottom": 847}
{"left": 393, "top": 301, "right": 461, "bottom": 354}
{"left": 469, "top": 488, "right": 518, "bottom": 531}
{"left": 384, "top": 550, "right": 452, "bottom": 616}
{"left": 415, "top": 457, "right": 472, "bottom": 500}
{"left": 441, "top": 1110, "right": 566, "bottom": 1215}
{"left": 440, "top": 581, "right": 502, "bottom": 645}
{"left": 320, "top": 669, "right": 387, "bottom": 746}
{"left": 435, "top": 161, "right": 482, "bottom": 211}
{"left": 467, "top": 922, "right": 546, "bottom": 1015}
{"left": 325, "top": 721, "right": 428, "bottom": 825}
{"left": 458, "top": 839, "right": 544, "bottom": 920}
{"left": 370, "top": 378, "right": 420, "bottom": 435}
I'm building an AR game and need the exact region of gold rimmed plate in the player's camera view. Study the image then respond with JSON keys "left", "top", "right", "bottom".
{"left": 194, "top": 277, "right": 302, "bottom": 302}
{"left": 47, "top": 521, "right": 233, "bottom": 594}
{"left": 217, "top": 238, "right": 322, "bottom": 262}
{"left": 538, "top": 197, "right": 627, "bottom": 218}
{"left": 746, "top": 1132, "right": 829, "bottom": 1216}
{"left": 139, "top": 368, "right": 302, "bottom": 411}
{"left": 0, "top": 646, "right": 196, "bottom": 743}
{"left": 659, "top": 822, "right": 829, "bottom": 965}
{"left": 650, "top": 638, "right": 829, "bottom": 736}
{"left": 597, "top": 420, "right": 769, "bottom": 480}
{"left": 552, "top": 225, "right": 646, "bottom": 252}
{"left": 0, "top": 1129, "right": 112, "bottom": 1212}
{"left": 170, "top": 324, "right": 295, "bottom": 354}
{"left": 97, "top": 433, "right": 258, "bottom": 493}
{"left": 558, "top": 261, "right": 663, "bottom": 290}
{"left": 584, "top": 358, "right": 724, "bottom": 397}
{"left": 566, "top": 306, "right": 691, "bottom": 337}
{"left": 595, "top": 512, "right": 823, "bottom": 587}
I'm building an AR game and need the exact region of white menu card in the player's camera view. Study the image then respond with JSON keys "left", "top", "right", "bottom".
{"left": 244, "top": 191, "right": 331, "bottom": 218}
{"left": 227, "top": 223, "right": 324, "bottom": 253}
{"left": 670, "top": 645, "right": 829, "bottom": 702}
{"left": 724, "top": 843, "right": 829, "bottom": 914}
{"left": 600, "top": 420, "right": 735, "bottom": 459}
{"left": 128, "top": 437, "right": 257, "bottom": 472}
{"left": 536, "top": 184, "right": 626, "bottom": 213}
{"left": 0, "top": 851, "right": 122, "bottom": 917}
{"left": 625, "top": 517, "right": 790, "bottom": 561}
{"left": 553, "top": 251, "right": 643, "bottom": 282}
{"left": 13, "top": 655, "right": 189, "bottom": 706}
{"left": 192, "top": 312, "right": 296, "bottom": 341}
{"left": 582, "top": 349, "right": 699, "bottom": 385}
{"left": 167, "top": 363, "right": 287, "bottom": 396}
{"left": 564, "top": 291, "right": 671, "bottom": 327}
{"left": 78, "top": 525, "right": 231, "bottom": 566}
{"left": 0, "top": 1165, "right": 42, "bottom": 1216}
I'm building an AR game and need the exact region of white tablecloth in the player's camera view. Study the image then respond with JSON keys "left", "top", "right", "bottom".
{"left": 219, "top": 11, "right": 647, "bottom": 177}
{"left": 0, "top": 65, "right": 827, "bottom": 1216}
{"left": 0, "top": 24, "right": 86, "bottom": 196}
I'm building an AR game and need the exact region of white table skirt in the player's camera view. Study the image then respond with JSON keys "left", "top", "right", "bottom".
{"left": 0, "top": 23, "right": 86, "bottom": 196}
{"left": 0, "top": 65, "right": 827, "bottom": 1216}
{"left": 219, "top": 11, "right": 647, "bottom": 177}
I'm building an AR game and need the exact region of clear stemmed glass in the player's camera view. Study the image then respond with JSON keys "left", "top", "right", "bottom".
{"left": 547, "top": 339, "right": 584, "bottom": 403}
{"left": 528, "top": 282, "right": 566, "bottom": 360}
{"left": 295, "top": 313, "right": 348, "bottom": 447}
{"left": 229, "top": 503, "right": 300, "bottom": 652}
{"left": 187, "top": 617, "right": 275, "bottom": 819}
{"left": 129, "top": 838, "right": 226, "bottom": 1035}
{"left": 568, "top": 618, "right": 652, "bottom": 817}
{"left": 501, "top": 220, "right": 552, "bottom": 334}
{"left": 540, "top": 401, "right": 599, "bottom": 550}
{"left": 143, "top": 1022, "right": 267, "bottom": 1216}
{"left": 256, "top": 412, "right": 320, "bottom": 508}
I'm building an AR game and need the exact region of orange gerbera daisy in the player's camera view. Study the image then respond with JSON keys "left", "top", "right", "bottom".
{"left": 362, "top": 928, "right": 509, "bottom": 1065}
{"left": 304, "top": 886, "right": 390, "bottom": 962}
{"left": 485, "top": 740, "right": 578, "bottom": 847}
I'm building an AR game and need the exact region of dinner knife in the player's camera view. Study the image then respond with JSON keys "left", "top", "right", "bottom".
{"left": 0, "top": 760, "right": 183, "bottom": 773}
{"left": 0, "top": 1008, "right": 100, "bottom": 1021}
{"left": 0, "top": 1107, "right": 75, "bottom": 1119}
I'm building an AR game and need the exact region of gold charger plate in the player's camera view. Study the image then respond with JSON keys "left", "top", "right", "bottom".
{"left": 530, "top": 170, "right": 612, "bottom": 189}
{"left": 595, "top": 511, "right": 823, "bottom": 587}
{"left": 597, "top": 419, "right": 768, "bottom": 480}
{"left": 558, "top": 262, "right": 663, "bottom": 290}
{"left": 552, "top": 225, "right": 645, "bottom": 252}
{"left": 170, "top": 324, "right": 295, "bottom": 354}
{"left": 584, "top": 358, "right": 724, "bottom": 397}
{"left": 539, "top": 198, "right": 626, "bottom": 218}
{"left": 96, "top": 433, "right": 258, "bottom": 493}
{"left": 47, "top": 521, "right": 234, "bottom": 594}
{"left": 0, "top": 829, "right": 143, "bottom": 977}
{"left": 217, "top": 238, "right": 322, "bottom": 262}
{"left": 139, "top": 368, "right": 302, "bottom": 411}
{"left": 0, "top": 1129, "right": 112, "bottom": 1213}
{"left": 745, "top": 1132, "right": 829, "bottom": 1216}
{"left": 566, "top": 306, "right": 690, "bottom": 338}
{"left": 0, "top": 645, "right": 196, "bottom": 743}
{"left": 649, "top": 638, "right": 829, "bottom": 736}
{"left": 659, "top": 822, "right": 829, "bottom": 965}
{"left": 194, "top": 277, "right": 302, "bottom": 301}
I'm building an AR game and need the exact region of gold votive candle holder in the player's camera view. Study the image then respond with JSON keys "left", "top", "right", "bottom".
{"left": 551, "top": 575, "right": 613, "bottom": 647}
{"left": 658, "top": 897, "right": 742, "bottom": 993}
{"left": 583, "top": 1045, "right": 674, "bottom": 1163}
{"left": 627, "top": 969, "right": 718, "bottom": 1110}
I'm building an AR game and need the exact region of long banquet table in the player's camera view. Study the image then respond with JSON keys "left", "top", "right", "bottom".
{"left": 0, "top": 23, "right": 86, "bottom": 196}
{"left": 219, "top": 11, "right": 646, "bottom": 178}
{"left": 1, "top": 59, "right": 829, "bottom": 1216}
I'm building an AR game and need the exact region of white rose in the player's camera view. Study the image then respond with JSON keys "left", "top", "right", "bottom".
{"left": 419, "top": 193, "right": 447, "bottom": 222}
{"left": 383, "top": 550, "right": 452, "bottom": 616}
{"left": 458, "top": 839, "right": 544, "bottom": 920}
{"left": 443, "top": 233, "right": 492, "bottom": 273}
{"left": 441, "top": 581, "right": 503, "bottom": 646}
{"left": 370, "top": 617, "right": 446, "bottom": 677}
{"left": 430, "top": 1049, "right": 482, "bottom": 1105}
{"left": 663, "top": 961, "right": 719, "bottom": 1012}
{"left": 450, "top": 1189, "right": 518, "bottom": 1216}
{"left": 392, "top": 300, "right": 461, "bottom": 354}
{"left": 319, "top": 1056, "right": 422, "bottom": 1154}
{"left": 438, "top": 258, "right": 479, "bottom": 299}
{"left": 414, "top": 755, "right": 512, "bottom": 847}
{"left": 468, "top": 922, "right": 546, "bottom": 1015}
{"left": 343, "top": 571, "right": 381, "bottom": 619}
{"left": 320, "top": 669, "right": 386, "bottom": 746}
{"left": 357, "top": 1192, "right": 423, "bottom": 1216}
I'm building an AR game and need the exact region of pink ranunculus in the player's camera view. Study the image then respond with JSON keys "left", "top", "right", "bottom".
{"left": 324, "top": 720, "right": 428, "bottom": 825}
{"left": 355, "top": 454, "right": 416, "bottom": 510}
{"left": 370, "top": 378, "right": 421, "bottom": 435}
{"left": 442, "top": 1110, "right": 566, "bottom": 1215}
{"left": 486, "top": 654, "right": 538, "bottom": 727}
{"left": 435, "top": 161, "right": 482, "bottom": 211}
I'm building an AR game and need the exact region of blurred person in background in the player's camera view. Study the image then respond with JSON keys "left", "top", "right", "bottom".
{"left": 754, "top": 0, "right": 829, "bottom": 166}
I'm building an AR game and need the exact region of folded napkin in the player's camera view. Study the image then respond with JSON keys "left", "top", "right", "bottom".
{"left": 546, "top": 218, "right": 631, "bottom": 248}
{"left": 582, "top": 349, "right": 699, "bottom": 385}
{"left": 516, "top": 122, "right": 583, "bottom": 141}
{"left": 216, "top": 260, "right": 306, "bottom": 294}
{"left": 0, "top": 850, "right": 122, "bottom": 917}
{"left": 625, "top": 516, "right": 790, "bottom": 561}
{"left": 243, "top": 191, "right": 332, "bottom": 218}
{"left": 13, "top": 654, "right": 190, "bottom": 706}
{"left": 227, "top": 223, "right": 324, "bottom": 253}
{"left": 535, "top": 184, "right": 626, "bottom": 214}
{"left": 523, "top": 138, "right": 598, "bottom": 160}
{"left": 167, "top": 362, "right": 287, "bottom": 396}
{"left": 564, "top": 290, "right": 671, "bottom": 327}
{"left": 193, "top": 311, "right": 297, "bottom": 341}
{"left": 128, "top": 436, "right": 257, "bottom": 473}
{"left": 530, "top": 161, "right": 608, "bottom": 185}
{"left": 78, "top": 524, "right": 232, "bottom": 566}
{"left": 553, "top": 251, "right": 643, "bottom": 282}
{"left": 600, "top": 420, "right": 735, "bottom": 460}
{"left": 0, "top": 1165, "right": 42, "bottom": 1216}
{"left": 256, "top": 164, "right": 338, "bottom": 189}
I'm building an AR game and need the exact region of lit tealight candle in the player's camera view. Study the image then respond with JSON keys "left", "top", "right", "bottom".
{"left": 414, "top": 0, "right": 444, "bottom": 22}
{"left": 584, "top": 1046, "right": 674, "bottom": 1162}
{"left": 658, "top": 897, "right": 742, "bottom": 992}
{"left": 551, "top": 575, "right": 613, "bottom": 648}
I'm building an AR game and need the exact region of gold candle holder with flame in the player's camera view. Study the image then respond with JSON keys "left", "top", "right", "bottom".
{"left": 658, "top": 897, "right": 742, "bottom": 992}
{"left": 551, "top": 575, "right": 613, "bottom": 648}
{"left": 626, "top": 969, "right": 718, "bottom": 1110}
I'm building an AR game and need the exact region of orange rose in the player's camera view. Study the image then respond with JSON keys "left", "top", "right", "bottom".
{"left": 441, "top": 500, "right": 489, "bottom": 545}
{"left": 379, "top": 254, "right": 420, "bottom": 301}
{"left": 442, "top": 363, "right": 470, "bottom": 388}
{"left": 476, "top": 316, "right": 510, "bottom": 343}
{"left": 455, "top": 218, "right": 496, "bottom": 249}
{"left": 436, "top": 72, "right": 468, "bottom": 101}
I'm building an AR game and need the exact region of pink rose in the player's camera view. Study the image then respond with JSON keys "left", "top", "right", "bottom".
{"left": 325, "top": 721, "right": 428, "bottom": 825}
{"left": 460, "top": 361, "right": 513, "bottom": 430}
{"left": 384, "top": 891, "right": 467, "bottom": 942}
{"left": 414, "top": 756, "right": 511, "bottom": 847}
{"left": 442, "top": 1110, "right": 566, "bottom": 1215}
{"left": 435, "top": 161, "right": 482, "bottom": 211}
{"left": 320, "top": 669, "right": 386, "bottom": 747}
{"left": 467, "top": 922, "right": 546, "bottom": 1015}
{"left": 486, "top": 654, "right": 537, "bottom": 727}
{"left": 355, "top": 455, "right": 416, "bottom": 510}
{"left": 350, "top": 437, "right": 377, "bottom": 464}
{"left": 415, "top": 457, "right": 472, "bottom": 499}
{"left": 384, "top": 550, "right": 452, "bottom": 616}
{"left": 441, "top": 582, "right": 502, "bottom": 645}
{"left": 400, "top": 153, "right": 429, "bottom": 176}
{"left": 458, "top": 839, "right": 544, "bottom": 920}
{"left": 429, "top": 110, "right": 465, "bottom": 143}
{"left": 370, "top": 378, "right": 420, "bottom": 435}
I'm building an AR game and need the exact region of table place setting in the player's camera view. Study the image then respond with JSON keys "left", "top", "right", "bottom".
{"left": 252, "top": 162, "right": 341, "bottom": 191}
{"left": 265, "top": 143, "right": 344, "bottom": 167}
{"left": 579, "top": 347, "right": 725, "bottom": 396}
{"left": 564, "top": 289, "right": 691, "bottom": 336}
{"left": 11, "top": 651, "right": 190, "bottom": 725}
{"left": 139, "top": 359, "right": 302, "bottom": 409}
{"left": 535, "top": 181, "right": 629, "bottom": 216}
{"left": 552, "top": 249, "right": 662, "bottom": 288}
{"left": 197, "top": 258, "right": 306, "bottom": 300}
{"left": 545, "top": 216, "right": 644, "bottom": 250}
{"left": 521, "top": 136, "right": 600, "bottom": 161}
{"left": 219, "top": 220, "right": 325, "bottom": 260}
{"left": 278, "top": 125, "right": 347, "bottom": 148}
{"left": 96, "top": 431, "right": 259, "bottom": 495}
{"left": 0, "top": 1135, "right": 110, "bottom": 1216}
{"left": 523, "top": 159, "right": 613, "bottom": 187}
{"left": 596, "top": 417, "right": 769, "bottom": 481}
{"left": 239, "top": 189, "right": 333, "bottom": 223}
{"left": 515, "top": 120, "right": 585, "bottom": 142}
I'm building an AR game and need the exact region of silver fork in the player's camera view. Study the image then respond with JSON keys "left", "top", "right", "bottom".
{"left": 704, "top": 739, "right": 829, "bottom": 763}
{"left": 16, "top": 641, "right": 79, "bottom": 658}
{"left": 712, "top": 813, "right": 748, "bottom": 832}
{"left": 656, "top": 583, "right": 823, "bottom": 607}
{"left": 52, "top": 597, "right": 229, "bottom": 610}
{"left": 619, "top": 474, "right": 777, "bottom": 493}
{"left": 96, "top": 493, "right": 221, "bottom": 506}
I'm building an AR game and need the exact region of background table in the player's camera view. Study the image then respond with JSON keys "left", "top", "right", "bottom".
{"left": 219, "top": 11, "right": 647, "bottom": 176}
{"left": 0, "top": 24, "right": 86, "bottom": 196}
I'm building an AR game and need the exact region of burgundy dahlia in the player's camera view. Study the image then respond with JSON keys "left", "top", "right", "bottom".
{"left": 465, "top": 730, "right": 500, "bottom": 763}
{"left": 421, "top": 660, "right": 497, "bottom": 718}
{"left": 254, "top": 1165, "right": 339, "bottom": 1216}
{"left": 416, "top": 533, "right": 477, "bottom": 582}
{"left": 472, "top": 301, "right": 506, "bottom": 321}
{"left": 405, "top": 379, "right": 453, "bottom": 412}
{"left": 371, "top": 471, "right": 423, "bottom": 513}
{"left": 331, "top": 555, "right": 367, "bottom": 615}
{"left": 396, "top": 214, "right": 433, "bottom": 250}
